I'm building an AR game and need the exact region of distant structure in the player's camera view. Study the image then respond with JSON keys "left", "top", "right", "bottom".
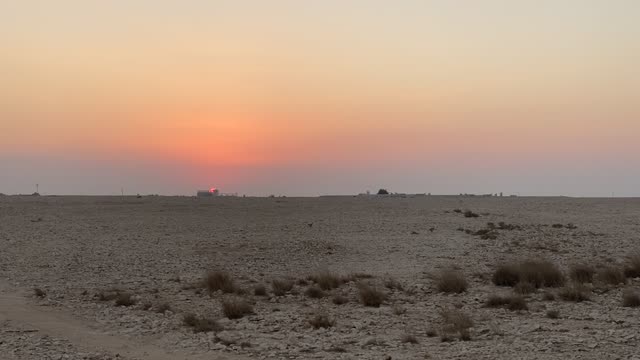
{"left": 197, "top": 188, "right": 220, "bottom": 197}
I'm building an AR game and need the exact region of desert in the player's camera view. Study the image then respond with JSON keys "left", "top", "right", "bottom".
{"left": 1, "top": 195, "right": 639, "bottom": 360}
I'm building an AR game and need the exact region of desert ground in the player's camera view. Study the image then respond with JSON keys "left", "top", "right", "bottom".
{"left": 1, "top": 195, "right": 639, "bottom": 360}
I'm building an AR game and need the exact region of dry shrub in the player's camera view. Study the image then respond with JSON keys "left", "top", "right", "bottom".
{"left": 392, "top": 305, "right": 406, "bottom": 315}
{"left": 183, "top": 313, "right": 222, "bottom": 333}
{"left": 622, "top": 289, "right": 640, "bottom": 307}
{"left": 384, "top": 278, "right": 404, "bottom": 291}
{"left": 305, "top": 285, "right": 325, "bottom": 299}
{"left": 514, "top": 282, "right": 536, "bottom": 295}
{"left": 569, "top": 263, "right": 596, "bottom": 284}
{"left": 332, "top": 295, "right": 348, "bottom": 305}
{"left": 542, "top": 292, "right": 556, "bottom": 301}
{"left": 437, "top": 269, "right": 468, "bottom": 294}
{"left": 308, "top": 271, "right": 343, "bottom": 290}
{"left": 597, "top": 266, "right": 626, "bottom": 285}
{"left": 485, "top": 294, "right": 528, "bottom": 311}
{"left": 559, "top": 284, "right": 590, "bottom": 302}
{"left": 440, "top": 309, "right": 473, "bottom": 341}
{"left": 114, "top": 292, "right": 136, "bottom": 307}
{"left": 33, "top": 288, "right": 46, "bottom": 298}
{"left": 309, "top": 313, "right": 335, "bottom": 329}
{"left": 493, "top": 260, "right": 564, "bottom": 288}
{"left": 401, "top": 333, "right": 419, "bottom": 344}
{"left": 155, "top": 302, "right": 172, "bottom": 314}
{"left": 221, "top": 297, "right": 253, "bottom": 319}
{"left": 624, "top": 254, "right": 640, "bottom": 278}
{"left": 253, "top": 284, "right": 267, "bottom": 296}
{"left": 205, "top": 271, "right": 236, "bottom": 294}
{"left": 271, "top": 279, "right": 294, "bottom": 296}
{"left": 98, "top": 289, "right": 121, "bottom": 301}
{"left": 357, "top": 283, "right": 386, "bottom": 307}
{"left": 546, "top": 310, "right": 560, "bottom": 319}
{"left": 463, "top": 210, "right": 480, "bottom": 218}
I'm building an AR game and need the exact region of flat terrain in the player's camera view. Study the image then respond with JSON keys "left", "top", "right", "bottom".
{"left": 1, "top": 195, "right": 640, "bottom": 359}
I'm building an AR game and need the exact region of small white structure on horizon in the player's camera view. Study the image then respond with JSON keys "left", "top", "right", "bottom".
{"left": 197, "top": 188, "right": 220, "bottom": 197}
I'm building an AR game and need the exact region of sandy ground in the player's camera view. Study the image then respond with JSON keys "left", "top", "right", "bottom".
{"left": 1, "top": 195, "right": 640, "bottom": 359}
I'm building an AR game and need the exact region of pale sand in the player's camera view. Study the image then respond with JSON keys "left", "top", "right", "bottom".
{"left": 1, "top": 195, "right": 639, "bottom": 359}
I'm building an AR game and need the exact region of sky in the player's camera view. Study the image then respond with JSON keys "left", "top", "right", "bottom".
{"left": 1, "top": 1, "right": 639, "bottom": 196}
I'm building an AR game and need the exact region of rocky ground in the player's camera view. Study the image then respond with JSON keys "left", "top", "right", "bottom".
{"left": 1, "top": 195, "right": 640, "bottom": 359}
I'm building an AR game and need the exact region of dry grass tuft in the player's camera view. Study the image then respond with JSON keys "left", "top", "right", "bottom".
{"left": 357, "top": 283, "right": 386, "bottom": 307}
{"left": 253, "top": 284, "right": 267, "bottom": 296}
{"left": 559, "top": 284, "right": 590, "bottom": 302}
{"left": 33, "top": 288, "right": 46, "bottom": 298}
{"left": 569, "top": 263, "right": 596, "bottom": 284}
{"left": 114, "top": 292, "right": 136, "bottom": 307}
{"left": 437, "top": 269, "right": 468, "bottom": 294}
{"left": 309, "top": 313, "right": 335, "bottom": 329}
{"left": 485, "top": 294, "right": 528, "bottom": 311}
{"left": 221, "top": 297, "right": 254, "bottom": 319}
{"left": 384, "top": 277, "right": 404, "bottom": 291}
{"left": 463, "top": 210, "right": 480, "bottom": 218}
{"left": 597, "top": 266, "right": 626, "bottom": 286}
{"left": 440, "top": 309, "right": 473, "bottom": 341}
{"left": 155, "top": 302, "right": 172, "bottom": 314}
{"left": 513, "top": 282, "right": 536, "bottom": 295}
{"left": 308, "top": 271, "right": 343, "bottom": 290}
{"left": 305, "top": 285, "right": 325, "bottom": 299}
{"left": 401, "top": 333, "right": 419, "bottom": 344}
{"left": 205, "top": 271, "right": 236, "bottom": 294}
{"left": 622, "top": 289, "right": 640, "bottom": 307}
{"left": 392, "top": 305, "right": 407, "bottom": 315}
{"left": 546, "top": 309, "right": 560, "bottom": 319}
{"left": 624, "top": 254, "right": 640, "bottom": 278}
{"left": 332, "top": 295, "right": 348, "bottom": 305}
{"left": 271, "top": 279, "right": 294, "bottom": 296}
{"left": 542, "top": 292, "right": 556, "bottom": 301}
{"left": 493, "top": 260, "right": 564, "bottom": 288}
{"left": 183, "top": 313, "right": 222, "bottom": 333}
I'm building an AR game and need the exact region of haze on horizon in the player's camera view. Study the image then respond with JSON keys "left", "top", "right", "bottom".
{"left": 1, "top": 1, "right": 639, "bottom": 197}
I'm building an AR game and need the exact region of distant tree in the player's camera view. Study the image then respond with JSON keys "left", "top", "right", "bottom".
{"left": 377, "top": 189, "right": 389, "bottom": 195}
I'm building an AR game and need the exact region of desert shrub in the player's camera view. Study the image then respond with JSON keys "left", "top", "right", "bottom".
{"left": 552, "top": 224, "right": 564, "bottom": 228}
{"left": 142, "top": 302, "right": 153, "bottom": 310}
{"left": 559, "top": 284, "right": 590, "bottom": 302}
{"left": 437, "top": 269, "right": 468, "bottom": 293}
{"left": 155, "top": 302, "right": 172, "bottom": 314}
{"left": 271, "top": 279, "right": 294, "bottom": 296}
{"left": 485, "top": 294, "right": 528, "bottom": 311}
{"left": 464, "top": 210, "right": 479, "bottom": 218}
{"left": 622, "top": 290, "right": 640, "bottom": 307}
{"left": 308, "top": 271, "right": 343, "bottom": 290}
{"left": 569, "top": 263, "right": 596, "bottom": 284}
{"left": 332, "top": 295, "right": 348, "bottom": 305}
{"left": 542, "top": 292, "right": 556, "bottom": 301}
{"left": 493, "top": 260, "right": 564, "bottom": 288}
{"left": 205, "top": 271, "right": 236, "bottom": 294}
{"left": 440, "top": 309, "right": 473, "bottom": 341}
{"left": 384, "top": 277, "right": 404, "bottom": 291}
{"left": 33, "top": 288, "right": 46, "bottom": 298}
{"left": 624, "top": 255, "right": 640, "bottom": 278}
{"left": 357, "top": 283, "right": 386, "bottom": 307}
{"left": 221, "top": 297, "right": 254, "bottom": 319}
{"left": 254, "top": 284, "right": 267, "bottom": 296}
{"left": 114, "top": 292, "right": 136, "bottom": 307}
{"left": 305, "top": 285, "right": 325, "bottom": 299}
{"left": 183, "top": 313, "right": 222, "bottom": 333}
{"left": 546, "top": 310, "right": 560, "bottom": 319}
{"left": 377, "top": 189, "right": 389, "bottom": 195}
{"left": 401, "top": 334, "right": 419, "bottom": 344}
{"left": 514, "top": 282, "right": 536, "bottom": 295}
{"left": 392, "top": 305, "right": 406, "bottom": 315}
{"left": 309, "top": 313, "right": 335, "bottom": 329}
{"left": 597, "top": 266, "right": 626, "bottom": 285}
{"left": 426, "top": 328, "right": 437, "bottom": 337}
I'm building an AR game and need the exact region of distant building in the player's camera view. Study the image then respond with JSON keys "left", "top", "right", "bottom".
{"left": 197, "top": 188, "right": 220, "bottom": 197}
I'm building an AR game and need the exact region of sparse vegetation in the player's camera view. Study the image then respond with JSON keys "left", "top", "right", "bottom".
{"left": 597, "top": 266, "right": 626, "bottom": 285}
{"left": 401, "top": 333, "right": 419, "bottom": 344}
{"left": 440, "top": 309, "right": 473, "bottom": 341}
{"left": 114, "top": 292, "right": 136, "bottom": 307}
{"left": 183, "top": 313, "right": 222, "bottom": 333}
{"left": 622, "top": 290, "right": 640, "bottom": 307}
{"left": 542, "top": 292, "right": 556, "bottom": 301}
{"left": 463, "top": 210, "right": 480, "bottom": 218}
{"left": 570, "top": 263, "right": 596, "bottom": 284}
{"left": 33, "top": 288, "right": 46, "bottom": 298}
{"left": 155, "top": 302, "right": 172, "bottom": 314}
{"left": 513, "top": 281, "right": 536, "bottom": 295}
{"left": 308, "top": 271, "right": 343, "bottom": 290}
{"left": 559, "top": 284, "right": 590, "bottom": 302}
{"left": 493, "top": 260, "right": 564, "bottom": 288}
{"left": 357, "top": 283, "right": 386, "bottom": 307}
{"left": 485, "top": 294, "right": 528, "bottom": 311}
{"left": 332, "top": 295, "right": 348, "bottom": 305}
{"left": 309, "top": 313, "right": 335, "bottom": 329}
{"left": 384, "top": 277, "right": 404, "bottom": 291}
{"left": 546, "top": 310, "right": 560, "bottom": 319}
{"left": 377, "top": 189, "right": 389, "bottom": 195}
{"left": 392, "top": 305, "right": 407, "bottom": 315}
{"left": 623, "top": 254, "right": 640, "bottom": 278}
{"left": 272, "top": 278, "right": 294, "bottom": 296}
{"left": 305, "top": 285, "right": 325, "bottom": 299}
{"left": 437, "top": 269, "right": 468, "bottom": 293}
{"left": 254, "top": 284, "right": 267, "bottom": 296}
{"left": 221, "top": 297, "right": 254, "bottom": 319}
{"left": 205, "top": 271, "right": 236, "bottom": 294}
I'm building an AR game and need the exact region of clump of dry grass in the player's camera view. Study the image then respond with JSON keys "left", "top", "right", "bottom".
{"left": 114, "top": 292, "right": 136, "bottom": 307}
{"left": 513, "top": 282, "right": 536, "bottom": 295}
{"left": 205, "top": 271, "right": 236, "bottom": 294}
{"left": 253, "top": 284, "right": 267, "bottom": 296}
{"left": 332, "top": 295, "right": 348, "bottom": 305}
{"left": 463, "top": 210, "right": 480, "bottom": 218}
{"left": 357, "top": 283, "right": 386, "bottom": 307}
{"left": 542, "top": 292, "right": 556, "bottom": 301}
{"left": 401, "top": 333, "right": 419, "bottom": 344}
{"left": 308, "top": 271, "right": 343, "bottom": 290}
{"left": 183, "top": 313, "right": 222, "bottom": 333}
{"left": 624, "top": 254, "right": 640, "bottom": 278}
{"left": 33, "top": 288, "right": 46, "bottom": 298}
{"left": 546, "top": 310, "right": 560, "bottom": 319}
{"left": 485, "top": 294, "right": 528, "bottom": 311}
{"left": 271, "top": 279, "right": 294, "bottom": 296}
{"left": 569, "top": 263, "right": 596, "bottom": 284}
{"left": 558, "top": 284, "right": 590, "bottom": 302}
{"left": 97, "top": 289, "right": 121, "bottom": 302}
{"left": 305, "top": 285, "right": 325, "bottom": 299}
{"left": 440, "top": 309, "right": 473, "bottom": 341}
{"left": 622, "top": 289, "right": 640, "bottom": 307}
{"left": 437, "top": 269, "right": 468, "bottom": 294}
{"left": 309, "top": 313, "right": 335, "bottom": 329}
{"left": 597, "top": 266, "right": 626, "bottom": 286}
{"left": 221, "top": 297, "right": 254, "bottom": 319}
{"left": 392, "top": 305, "right": 406, "bottom": 315}
{"left": 155, "top": 302, "right": 172, "bottom": 314}
{"left": 384, "top": 278, "right": 404, "bottom": 291}
{"left": 493, "top": 260, "right": 564, "bottom": 288}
